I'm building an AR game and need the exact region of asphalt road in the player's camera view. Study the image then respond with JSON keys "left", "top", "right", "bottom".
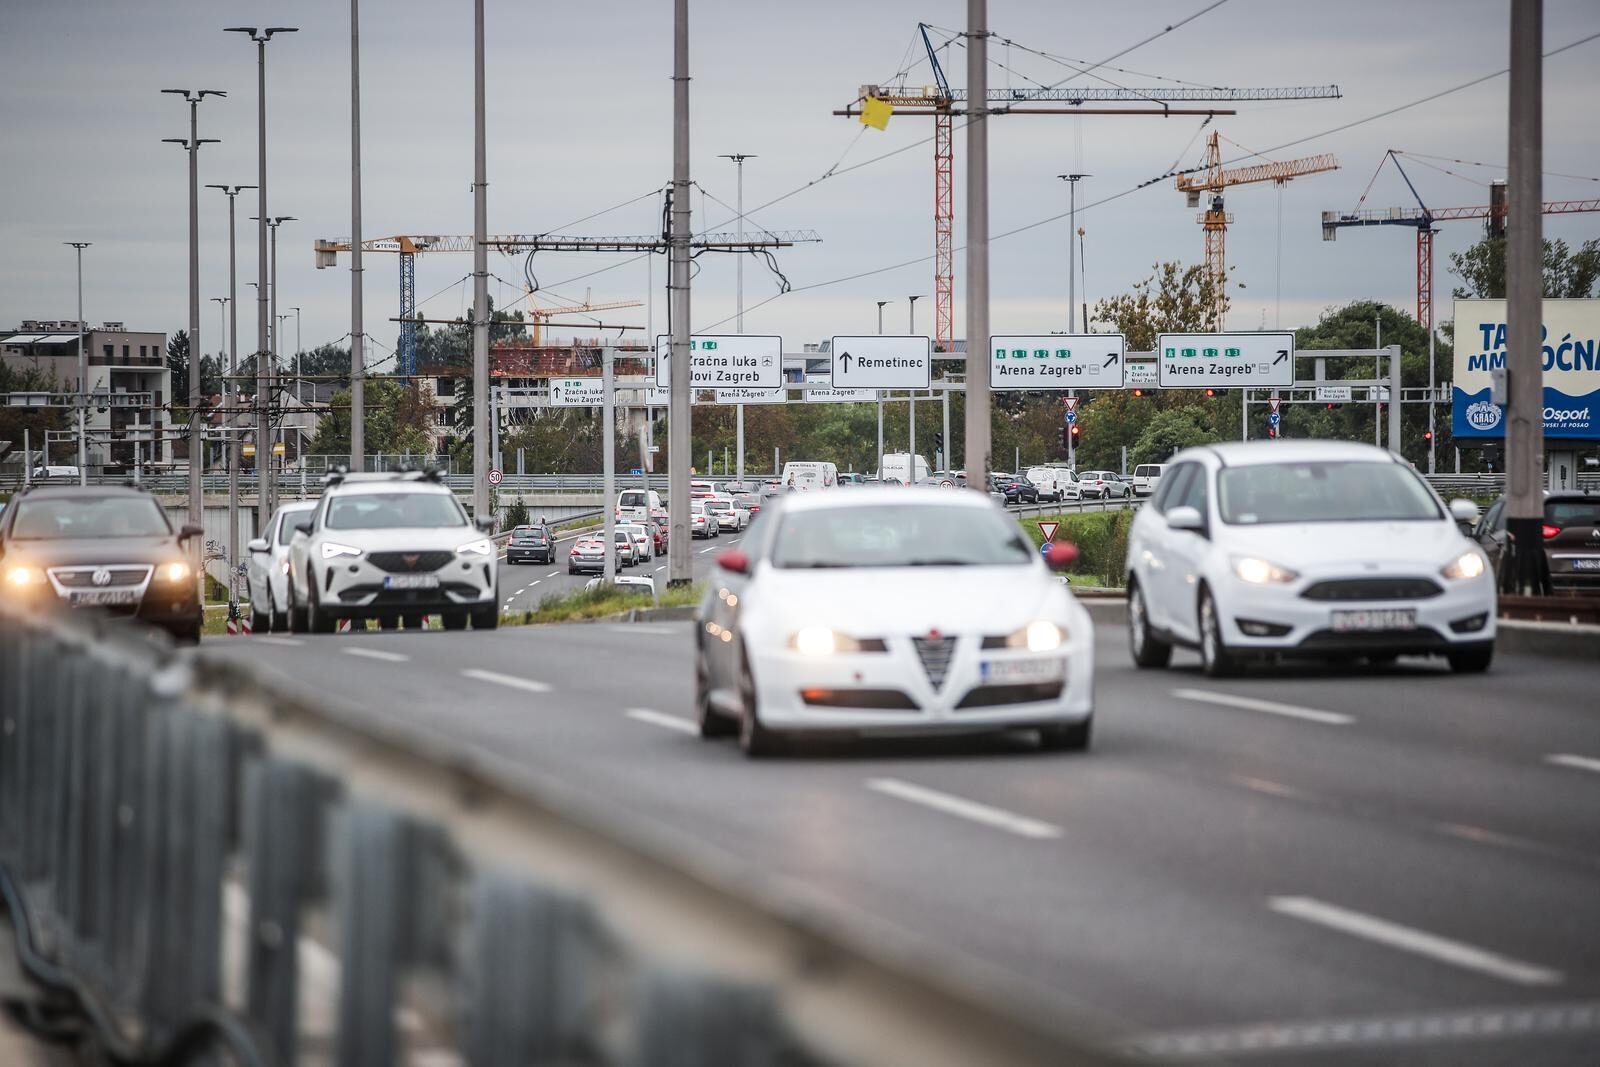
{"left": 495, "top": 522, "right": 743, "bottom": 612}
{"left": 195, "top": 610, "right": 1600, "bottom": 1065}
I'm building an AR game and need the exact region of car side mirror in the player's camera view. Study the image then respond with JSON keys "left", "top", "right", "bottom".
{"left": 178, "top": 523, "right": 204, "bottom": 544}
{"left": 1044, "top": 542, "right": 1079, "bottom": 571}
{"left": 247, "top": 537, "right": 270, "bottom": 554}
{"left": 294, "top": 520, "right": 313, "bottom": 537}
{"left": 1448, "top": 498, "right": 1480, "bottom": 525}
{"left": 1166, "top": 505, "right": 1205, "bottom": 534}
{"left": 717, "top": 550, "right": 750, "bottom": 575}
{"left": 476, "top": 515, "right": 495, "bottom": 533}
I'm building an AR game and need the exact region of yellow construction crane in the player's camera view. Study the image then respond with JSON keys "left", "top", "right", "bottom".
{"left": 1177, "top": 133, "right": 1338, "bottom": 327}
{"left": 523, "top": 290, "right": 642, "bottom": 347}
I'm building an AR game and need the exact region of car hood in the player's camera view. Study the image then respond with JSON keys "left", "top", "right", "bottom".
{"left": 4, "top": 535, "right": 182, "bottom": 567}
{"left": 1219, "top": 519, "right": 1472, "bottom": 570}
{"left": 747, "top": 564, "right": 1060, "bottom": 636}
{"left": 321, "top": 527, "right": 486, "bottom": 552}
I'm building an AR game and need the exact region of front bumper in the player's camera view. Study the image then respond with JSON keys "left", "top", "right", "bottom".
{"left": 1214, "top": 572, "right": 1496, "bottom": 655}
{"left": 318, "top": 552, "right": 495, "bottom": 616}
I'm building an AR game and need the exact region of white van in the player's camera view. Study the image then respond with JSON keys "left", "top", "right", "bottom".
{"left": 31, "top": 465, "right": 81, "bottom": 482}
{"left": 1026, "top": 466, "right": 1081, "bottom": 502}
{"left": 879, "top": 453, "right": 930, "bottom": 486}
{"left": 779, "top": 461, "right": 839, "bottom": 491}
{"left": 1131, "top": 464, "right": 1167, "bottom": 497}
{"left": 617, "top": 488, "right": 664, "bottom": 522}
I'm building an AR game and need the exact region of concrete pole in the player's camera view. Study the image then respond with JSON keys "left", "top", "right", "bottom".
{"left": 908, "top": 296, "right": 921, "bottom": 462}
{"left": 724, "top": 153, "right": 752, "bottom": 489}
{"left": 255, "top": 39, "right": 271, "bottom": 533}
{"left": 1505, "top": 0, "right": 1546, "bottom": 592}
{"left": 350, "top": 0, "right": 365, "bottom": 473}
{"left": 667, "top": 0, "right": 693, "bottom": 585}
{"left": 1426, "top": 230, "right": 1437, "bottom": 473}
{"left": 186, "top": 98, "right": 204, "bottom": 547}
{"left": 941, "top": 387, "right": 950, "bottom": 472}
{"left": 471, "top": 0, "right": 491, "bottom": 523}
{"left": 68, "top": 242, "right": 89, "bottom": 483}
{"left": 963, "top": 0, "right": 991, "bottom": 488}
{"left": 603, "top": 348, "right": 616, "bottom": 584}
{"left": 1387, "top": 345, "right": 1402, "bottom": 455}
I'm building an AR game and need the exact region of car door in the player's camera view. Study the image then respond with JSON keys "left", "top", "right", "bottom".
{"left": 704, "top": 515, "right": 766, "bottom": 708}
{"left": 1137, "top": 463, "right": 1196, "bottom": 633}
{"left": 1161, "top": 463, "right": 1213, "bottom": 644}
{"left": 1472, "top": 499, "right": 1507, "bottom": 576}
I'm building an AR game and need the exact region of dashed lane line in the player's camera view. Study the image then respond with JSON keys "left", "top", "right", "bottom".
{"left": 1173, "top": 688, "right": 1353, "bottom": 726}
{"left": 254, "top": 636, "right": 302, "bottom": 647}
{"left": 625, "top": 708, "right": 697, "bottom": 734}
{"left": 342, "top": 647, "right": 410, "bottom": 663}
{"left": 1546, "top": 753, "right": 1600, "bottom": 776}
{"left": 460, "top": 668, "right": 552, "bottom": 694}
{"left": 865, "top": 778, "right": 1061, "bottom": 840}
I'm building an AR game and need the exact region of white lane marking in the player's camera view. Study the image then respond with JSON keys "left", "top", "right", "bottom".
{"left": 865, "top": 778, "right": 1061, "bottom": 840}
{"left": 254, "top": 636, "right": 302, "bottom": 647}
{"left": 1546, "top": 753, "right": 1600, "bottom": 776}
{"left": 1228, "top": 774, "right": 1308, "bottom": 800}
{"left": 516, "top": 587, "right": 526, "bottom": 595}
{"left": 1267, "top": 896, "right": 1563, "bottom": 987}
{"left": 698, "top": 546, "right": 717, "bottom": 554}
{"left": 342, "top": 647, "right": 410, "bottom": 663}
{"left": 546, "top": 570, "right": 559, "bottom": 578}
{"left": 608, "top": 625, "right": 676, "bottom": 635}
{"left": 654, "top": 565, "right": 665, "bottom": 572}
{"left": 625, "top": 708, "right": 696, "bottom": 734}
{"left": 1173, "top": 688, "right": 1353, "bottom": 726}
{"left": 531, "top": 579, "right": 541, "bottom": 586}
{"left": 460, "top": 668, "right": 552, "bottom": 694}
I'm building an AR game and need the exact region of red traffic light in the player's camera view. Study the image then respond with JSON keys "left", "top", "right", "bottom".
{"left": 1204, "top": 388, "right": 1217, "bottom": 398}
{"left": 1326, "top": 403, "right": 1335, "bottom": 410}
{"left": 1424, "top": 430, "right": 1433, "bottom": 441}
{"left": 1132, "top": 388, "right": 1144, "bottom": 398}
{"left": 1070, "top": 424, "right": 1081, "bottom": 437}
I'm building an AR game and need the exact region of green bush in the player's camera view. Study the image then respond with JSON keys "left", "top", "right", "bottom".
{"left": 1021, "top": 511, "right": 1132, "bottom": 587}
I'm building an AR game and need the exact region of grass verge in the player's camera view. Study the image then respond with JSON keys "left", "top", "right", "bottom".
{"left": 1019, "top": 511, "right": 1132, "bottom": 588}
{"left": 507, "top": 581, "right": 703, "bottom": 626}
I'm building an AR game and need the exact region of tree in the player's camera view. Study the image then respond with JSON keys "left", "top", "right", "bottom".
{"left": 308, "top": 378, "right": 434, "bottom": 459}
{"left": 1089, "top": 261, "right": 1227, "bottom": 349}
{"left": 1129, "top": 409, "right": 1218, "bottom": 466}
{"left": 503, "top": 500, "right": 530, "bottom": 528}
{"left": 0, "top": 361, "right": 65, "bottom": 464}
{"left": 1450, "top": 236, "right": 1600, "bottom": 300}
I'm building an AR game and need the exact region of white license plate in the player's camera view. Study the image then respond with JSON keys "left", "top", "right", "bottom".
{"left": 980, "top": 657, "right": 1065, "bottom": 683}
{"left": 383, "top": 574, "right": 440, "bottom": 590}
{"left": 1569, "top": 558, "right": 1600, "bottom": 571}
{"left": 1331, "top": 608, "right": 1416, "bottom": 632}
{"left": 69, "top": 589, "right": 140, "bottom": 607}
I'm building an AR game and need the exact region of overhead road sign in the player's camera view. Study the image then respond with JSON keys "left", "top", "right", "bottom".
{"left": 1158, "top": 332, "right": 1294, "bottom": 388}
{"left": 804, "top": 376, "right": 878, "bottom": 404}
{"left": 1125, "top": 361, "right": 1157, "bottom": 388}
{"left": 655, "top": 334, "right": 783, "bottom": 390}
{"left": 1453, "top": 298, "right": 1600, "bottom": 440}
{"left": 830, "top": 335, "right": 932, "bottom": 389}
{"left": 990, "top": 334, "right": 1126, "bottom": 389}
{"left": 1316, "top": 386, "right": 1353, "bottom": 403}
{"left": 549, "top": 378, "right": 607, "bottom": 407}
{"left": 700, "top": 387, "right": 787, "bottom": 405}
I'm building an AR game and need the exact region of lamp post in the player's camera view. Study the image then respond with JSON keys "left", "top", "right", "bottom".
{"left": 206, "top": 182, "right": 256, "bottom": 587}
{"left": 65, "top": 242, "right": 90, "bottom": 484}
{"left": 162, "top": 87, "right": 225, "bottom": 556}
{"left": 256, "top": 215, "right": 296, "bottom": 513}
{"left": 720, "top": 153, "right": 756, "bottom": 488}
{"left": 211, "top": 295, "right": 230, "bottom": 582}
{"left": 225, "top": 24, "right": 297, "bottom": 537}
{"left": 1058, "top": 174, "right": 1089, "bottom": 331}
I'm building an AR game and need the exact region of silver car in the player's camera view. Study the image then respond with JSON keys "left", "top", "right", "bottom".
{"left": 617, "top": 522, "right": 653, "bottom": 562}
{"left": 245, "top": 500, "right": 316, "bottom": 632}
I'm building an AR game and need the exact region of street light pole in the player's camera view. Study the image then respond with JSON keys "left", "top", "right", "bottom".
{"left": 264, "top": 215, "right": 295, "bottom": 516}
{"left": 162, "top": 87, "right": 224, "bottom": 556}
{"left": 65, "top": 242, "right": 90, "bottom": 484}
{"left": 472, "top": 0, "right": 491, "bottom": 528}
{"left": 349, "top": 0, "right": 365, "bottom": 474}
{"left": 720, "top": 153, "right": 755, "bottom": 490}
{"left": 1058, "top": 174, "right": 1088, "bottom": 331}
{"left": 667, "top": 0, "right": 692, "bottom": 586}
{"left": 965, "top": 0, "right": 992, "bottom": 486}
{"left": 205, "top": 182, "right": 256, "bottom": 599}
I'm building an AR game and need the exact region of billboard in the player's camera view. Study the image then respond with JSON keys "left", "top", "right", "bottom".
{"left": 1452, "top": 299, "right": 1600, "bottom": 440}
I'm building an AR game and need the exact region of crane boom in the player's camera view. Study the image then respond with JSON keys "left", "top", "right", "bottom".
{"left": 1178, "top": 153, "right": 1339, "bottom": 193}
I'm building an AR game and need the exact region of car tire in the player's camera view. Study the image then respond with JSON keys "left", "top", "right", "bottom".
{"left": 378, "top": 613, "right": 399, "bottom": 630}
{"left": 1198, "top": 588, "right": 1238, "bottom": 678}
{"left": 1039, "top": 717, "right": 1091, "bottom": 752}
{"left": 1447, "top": 644, "right": 1494, "bottom": 674}
{"left": 251, "top": 599, "right": 271, "bottom": 634}
{"left": 737, "top": 650, "right": 783, "bottom": 757}
{"left": 695, "top": 648, "right": 735, "bottom": 738}
{"left": 1128, "top": 580, "right": 1173, "bottom": 669}
{"left": 169, "top": 619, "right": 203, "bottom": 645}
{"left": 306, "top": 584, "right": 335, "bottom": 635}
{"left": 472, "top": 607, "right": 499, "bottom": 631}
{"left": 402, "top": 612, "right": 425, "bottom": 630}
{"left": 287, "top": 585, "right": 308, "bottom": 634}
{"left": 442, "top": 613, "right": 468, "bottom": 631}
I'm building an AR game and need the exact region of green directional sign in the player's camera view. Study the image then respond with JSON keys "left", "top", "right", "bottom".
{"left": 1157, "top": 332, "right": 1294, "bottom": 388}
{"left": 989, "top": 334, "right": 1127, "bottom": 390}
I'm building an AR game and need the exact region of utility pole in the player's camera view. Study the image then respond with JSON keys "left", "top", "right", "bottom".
{"left": 471, "top": 0, "right": 490, "bottom": 524}
{"left": 1058, "top": 174, "right": 1088, "bottom": 331}
{"left": 721, "top": 153, "right": 755, "bottom": 489}
{"left": 161, "top": 87, "right": 224, "bottom": 557}
{"left": 603, "top": 346, "right": 616, "bottom": 584}
{"left": 349, "top": 0, "right": 365, "bottom": 473}
{"left": 65, "top": 242, "right": 90, "bottom": 484}
{"left": 963, "top": 0, "right": 991, "bottom": 486}
{"left": 667, "top": 0, "right": 692, "bottom": 586}
{"left": 908, "top": 295, "right": 923, "bottom": 463}
{"left": 876, "top": 300, "right": 889, "bottom": 478}
{"left": 1505, "top": 0, "right": 1546, "bottom": 593}
{"left": 206, "top": 183, "right": 254, "bottom": 587}
{"left": 265, "top": 215, "right": 295, "bottom": 516}
{"left": 1426, "top": 231, "right": 1437, "bottom": 473}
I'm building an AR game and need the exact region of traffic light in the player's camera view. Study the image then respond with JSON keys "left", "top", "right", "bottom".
{"left": 1204, "top": 388, "right": 1216, "bottom": 397}
{"left": 1423, "top": 430, "right": 1433, "bottom": 442}
{"left": 1059, "top": 427, "right": 1070, "bottom": 450}
{"left": 1132, "top": 388, "right": 1144, "bottom": 398}
{"left": 934, "top": 431, "right": 945, "bottom": 450}
{"left": 1070, "top": 423, "right": 1081, "bottom": 440}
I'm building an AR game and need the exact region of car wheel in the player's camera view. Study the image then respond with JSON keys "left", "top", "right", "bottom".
{"left": 306, "top": 578, "right": 336, "bottom": 635}
{"left": 287, "top": 584, "right": 308, "bottom": 634}
{"left": 1447, "top": 644, "right": 1493, "bottom": 674}
{"left": 737, "top": 649, "right": 782, "bottom": 757}
{"left": 1198, "top": 588, "right": 1238, "bottom": 678}
{"left": 168, "top": 619, "right": 203, "bottom": 645}
{"left": 402, "top": 612, "right": 424, "bottom": 630}
{"left": 1128, "top": 580, "right": 1173, "bottom": 669}
{"left": 1039, "top": 717, "right": 1092, "bottom": 752}
{"left": 250, "top": 598, "right": 271, "bottom": 634}
{"left": 442, "top": 613, "right": 468, "bottom": 631}
{"left": 696, "top": 648, "right": 735, "bottom": 738}
{"left": 378, "top": 613, "right": 399, "bottom": 630}
{"left": 472, "top": 607, "right": 499, "bottom": 630}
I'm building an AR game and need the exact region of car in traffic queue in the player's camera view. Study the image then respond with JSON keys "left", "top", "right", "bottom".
{"left": 1026, "top": 466, "right": 1080, "bottom": 503}
{"left": 1124, "top": 441, "right": 1495, "bottom": 677}
{"left": 1469, "top": 491, "right": 1600, "bottom": 593}
{"left": 617, "top": 488, "right": 664, "bottom": 524}
{"left": 0, "top": 483, "right": 205, "bottom": 642}
{"left": 245, "top": 499, "right": 318, "bottom": 632}
{"left": 617, "top": 522, "right": 653, "bottom": 563}
{"left": 568, "top": 536, "right": 610, "bottom": 574}
{"left": 1131, "top": 464, "right": 1167, "bottom": 498}
{"left": 694, "top": 487, "right": 1093, "bottom": 756}
{"left": 1078, "top": 471, "right": 1130, "bottom": 500}
{"left": 505, "top": 522, "right": 556, "bottom": 565}
{"left": 706, "top": 494, "right": 750, "bottom": 532}
{"left": 648, "top": 520, "right": 669, "bottom": 557}
{"left": 613, "top": 528, "right": 640, "bottom": 568}
{"left": 285, "top": 470, "right": 499, "bottom": 633}
{"left": 691, "top": 501, "right": 719, "bottom": 539}
{"left": 734, "top": 493, "right": 766, "bottom": 520}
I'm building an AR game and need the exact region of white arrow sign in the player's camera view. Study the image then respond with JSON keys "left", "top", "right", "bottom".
{"left": 830, "top": 335, "right": 932, "bottom": 389}
{"left": 655, "top": 334, "right": 783, "bottom": 389}
{"left": 990, "top": 334, "right": 1127, "bottom": 390}
{"left": 548, "top": 378, "right": 606, "bottom": 407}
{"left": 1157, "top": 332, "right": 1294, "bottom": 388}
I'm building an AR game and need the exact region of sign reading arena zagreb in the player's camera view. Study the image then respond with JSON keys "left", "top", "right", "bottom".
{"left": 1453, "top": 299, "right": 1600, "bottom": 440}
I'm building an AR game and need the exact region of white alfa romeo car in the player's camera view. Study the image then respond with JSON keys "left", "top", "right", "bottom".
{"left": 1124, "top": 441, "right": 1495, "bottom": 676}
{"left": 695, "top": 488, "right": 1094, "bottom": 756}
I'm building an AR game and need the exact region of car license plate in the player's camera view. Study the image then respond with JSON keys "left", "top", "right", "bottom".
{"left": 980, "top": 657, "right": 1065, "bottom": 683}
{"left": 383, "top": 574, "right": 440, "bottom": 590}
{"left": 1569, "top": 558, "right": 1600, "bottom": 571}
{"left": 69, "top": 589, "right": 140, "bottom": 607}
{"left": 1331, "top": 608, "right": 1416, "bottom": 632}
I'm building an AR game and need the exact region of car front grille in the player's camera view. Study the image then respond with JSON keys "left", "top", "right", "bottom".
{"left": 955, "top": 681, "right": 1064, "bottom": 709}
{"left": 49, "top": 566, "right": 151, "bottom": 588}
{"left": 1300, "top": 578, "right": 1443, "bottom": 601}
{"left": 911, "top": 635, "right": 958, "bottom": 690}
{"left": 367, "top": 550, "right": 454, "bottom": 573}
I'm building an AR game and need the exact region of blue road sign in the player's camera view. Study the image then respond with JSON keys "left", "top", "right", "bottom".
{"left": 1040, "top": 542, "right": 1054, "bottom": 559}
{"left": 1065, "top": 411, "right": 1078, "bottom": 425}
{"left": 1268, "top": 412, "right": 1281, "bottom": 426}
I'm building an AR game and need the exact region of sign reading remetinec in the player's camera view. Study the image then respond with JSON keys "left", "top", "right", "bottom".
{"left": 990, "top": 334, "right": 1126, "bottom": 389}
{"left": 830, "top": 335, "right": 931, "bottom": 389}
{"left": 1157, "top": 332, "right": 1294, "bottom": 388}
{"left": 654, "top": 334, "right": 783, "bottom": 389}
{"left": 803, "top": 375, "right": 877, "bottom": 404}
{"left": 549, "top": 378, "right": 606, "bottom": 407}
{"left": 1452, "top": 298, "right": 1600, "bottom": 440}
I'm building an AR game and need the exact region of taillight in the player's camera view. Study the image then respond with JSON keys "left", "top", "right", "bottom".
{"left": 1542, "top": 524, "right": 1561, "bottom": 539}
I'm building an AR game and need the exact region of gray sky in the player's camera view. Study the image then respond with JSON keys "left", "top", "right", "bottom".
{"left": 3, "top": 0, "right": 1598, "bottom": 367}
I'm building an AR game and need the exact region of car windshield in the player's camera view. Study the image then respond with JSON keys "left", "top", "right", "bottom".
{"left": 770, "top": 504, "right": 1033, "bottom": 569}
{"left": 1218, "top": 461, "right": 1442, "bottom": 525}
{"left": 9, "top": 495, "right": 171, "bottom": 540}
{"left": 513, "top": 527, "right": 546, "bottom": 540}
{"left": 707, "top": 500, "right": 731, "bottom": 511}
{"left": 1548, "top": 500, "right": 1600, "bottom": 525}
{"left": 277, "top": 509, "right": 313, "bottom": 545}
{"left": 325, "top": 492, "right": 468, "bottom": 530}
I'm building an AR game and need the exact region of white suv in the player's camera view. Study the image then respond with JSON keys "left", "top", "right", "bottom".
{"left": 245, "top": 499, "right": 317, "bottom": 632}
{"left": 285, "top": 471, "right": 498, "bottom": 633}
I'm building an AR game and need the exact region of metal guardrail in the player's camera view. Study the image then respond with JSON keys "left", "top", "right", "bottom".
{"left": 0, "top": 603, "right": 1119, "bottom": 1066}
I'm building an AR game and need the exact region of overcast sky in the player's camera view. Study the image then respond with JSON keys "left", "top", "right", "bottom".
{"left": 3, "top": 0, "right": 1598, "bottom": 366}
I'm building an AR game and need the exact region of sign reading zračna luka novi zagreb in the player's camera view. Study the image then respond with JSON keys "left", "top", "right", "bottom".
{"left": 1453, "top": 298, "right": 1600, "bottom": 440}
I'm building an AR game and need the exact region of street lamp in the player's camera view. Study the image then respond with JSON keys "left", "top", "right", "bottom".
{"left": 257, "top": 214, "right": 296, "bottom": 502}
{"left": 64, "top": 242, "right": 91, "bottom": 483}
{"left": 1058, "top": 174, "right": 1089, "bottom": 331}
{"left": 719, "top": 153, "right": 756, "bottom": 488}
{"left": 206, "top": 182, "right": 255, "bottom": 597}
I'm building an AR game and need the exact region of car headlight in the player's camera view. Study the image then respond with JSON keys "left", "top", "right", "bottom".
{"left": 791, "top": 626, "right": 860, "bottom": 656}
{"left": 1441, "top": 550, "right": 1487, "bottom": 581}
{"left": 320, "top": 541, "right": 363, "bottom": 560}
{"left": 157, "top": 561, "right": 192, "bottom": 583}
{"left": 456, "top": 538, "right": 494, "bottom": 556}
{"left": 1232, "top": 556, "right": 1299, "bottom": 584}
{"left": 1005, "top": 619, "right": 1064, "bottom": 652}
{"left": 3, "top": 565, "right": 45, "bottom": 588}
{"left": 279, "top": 557, "right": 291, "bottom": 575}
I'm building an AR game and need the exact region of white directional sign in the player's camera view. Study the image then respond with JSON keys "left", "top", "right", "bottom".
{"left": 830, "top": 335, "right": 932, "bottom": 389}
{"left": 1315, "top": 385, "right": 1353, "bottom": 403}
{"left": 549, "top": 378, "right": 606, "bottom": 407}
{"left": 699, "top": 386, "right": 788, "bottom": 405}
{"left": 990, "top": 334, "right": 1126, "bottom": 389}
{"left": 1126, "top": 361, "right": 1157, "bottom": 387}
{"left": 1157, "top": 332, "right": 1294, "bottom": 388}
{"left": 804, "top": 375, "right": 878, "bottom": 404}
{"left": 654, "top": 334, "right": 783, "bottom": 389}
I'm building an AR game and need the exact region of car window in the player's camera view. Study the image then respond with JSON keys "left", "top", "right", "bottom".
{"left": 1475, "top": 499, "right": 1504, "bottom": 538}
{"left": 1174, "top": 464, "right": 1209, "bottom": 514}
{"left": 1217, "top": 461, "right": 1443, "bottom": 525}
{"left": 325, "top": 492, "right": 468, "bottom": 530}
{"left": 1152, "top": 465, "right": 1193, "bottom": 513}
{"left": 277, "top": 509, "right": 312, "bottom": 545}
{"left": 1547, "top": 500, "right": 1600, "bottom": 526}
{"left": 10, "top": 495, "right": 171, "bottom": 539}
{"left": 770, "top": 504, "right": 1033, "bottom": 569}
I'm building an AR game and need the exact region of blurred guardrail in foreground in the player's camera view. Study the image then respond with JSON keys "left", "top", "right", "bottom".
{"left": 0, "top": 604, "right": 1121, "bottom": 1066}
